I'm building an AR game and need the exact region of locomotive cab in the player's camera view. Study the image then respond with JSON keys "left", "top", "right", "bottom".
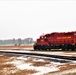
{"left": 34, "top": 34, "right": 49, "bottom": 50}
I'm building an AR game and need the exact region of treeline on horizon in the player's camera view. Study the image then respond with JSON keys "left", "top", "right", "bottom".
{"left": 0, "top": 38, "right": 35, "bottom": 46}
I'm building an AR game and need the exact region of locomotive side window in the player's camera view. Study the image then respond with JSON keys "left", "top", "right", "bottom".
{"left": 40, "top": 36, "right": 46, "bottom": 39}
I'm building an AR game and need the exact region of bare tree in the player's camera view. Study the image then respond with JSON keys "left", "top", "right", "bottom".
{"left": 12, "top": 38, "right": 16, "bottom": 46}
{"left": 17, "top": 38, "right": 22, "bottom": 46}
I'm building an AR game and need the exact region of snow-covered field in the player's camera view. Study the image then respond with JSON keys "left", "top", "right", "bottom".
{"left": 0, "top": 53, "right": 76, "bottom": 75}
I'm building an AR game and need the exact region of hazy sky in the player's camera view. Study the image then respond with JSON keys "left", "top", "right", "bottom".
{"left": 0, "top": 0, "right": 76, "bottom": 40}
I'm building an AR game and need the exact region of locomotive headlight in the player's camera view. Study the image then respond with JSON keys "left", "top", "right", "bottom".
{"left": 41, "top": 40, "right": 44, "bottom": 42}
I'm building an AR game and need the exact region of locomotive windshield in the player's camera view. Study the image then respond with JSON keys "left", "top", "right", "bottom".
{"left": 40, "top": 36, "right": 46, "bottom": 39}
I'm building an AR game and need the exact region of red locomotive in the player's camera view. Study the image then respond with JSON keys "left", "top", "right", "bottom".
{"left": 34, "top": 31, "right": 76, "bottom": 51}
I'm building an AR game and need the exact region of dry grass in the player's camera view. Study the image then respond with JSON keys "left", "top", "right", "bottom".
{"left": 24, "top": 57, "right": 51, "bottom": 66}
{"left": 9, "top": 70, "right": 37, "bottom": 75}
{"left": 58, "top": 64, "right": 76, "bottom": 71}
{"left": 0, "top": 46, "right": 33, "bottom": 50}
{"left": 0, "top": 68, "right": 37, "bottom": 75}
{"left": 0, "top": 64, "right": 14, "bottom": 69}
{"left": 0, "top": 55, "right": 37, "bottom": 75}
{"left": 45, "top": 63, "right": 76, "bottom": 75}
{"left": 32, "top": 61, "right": 50, "bottom": 66}
{"left": 63, "top": 73, "right": 76, "bottom": 75}
{"left": 24, "top": 58, "right": 33, "bottom": 63}
{"left": 0, "top": 53, "right": 76, "bottom": 75}
{"left": 0, "top": 56, "right": 9, "bottom": 63}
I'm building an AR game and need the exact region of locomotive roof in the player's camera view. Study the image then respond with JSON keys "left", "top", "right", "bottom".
{"left": 44, "top": 31, "right": 76, "bottom": 36}
{"left": 40, "top": 31, "right": 76, "bottom": 38}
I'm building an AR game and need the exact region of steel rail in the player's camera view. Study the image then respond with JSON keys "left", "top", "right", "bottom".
{"left": 0, "top": 50, "right": 76, "bottom": 63}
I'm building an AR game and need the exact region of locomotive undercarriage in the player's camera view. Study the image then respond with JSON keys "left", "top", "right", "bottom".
{"left": 34, "top": 44, "right": 76, "bottom": 51}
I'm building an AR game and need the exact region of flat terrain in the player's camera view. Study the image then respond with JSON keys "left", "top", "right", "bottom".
{"left": 0, "top": 46, "right": 33, "bottom": 50}
{"left": 0, "top": 53, "right": 76, "bottom": 75}
{"left": 0, "top": 46, "right": 76, "bottom": 75}
{"left": 31, "top": 51, "right": 76, "bottom": 57}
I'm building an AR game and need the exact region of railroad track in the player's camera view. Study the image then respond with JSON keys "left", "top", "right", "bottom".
{"left": 0, "top": 50, "right": 76, "bottom": 63}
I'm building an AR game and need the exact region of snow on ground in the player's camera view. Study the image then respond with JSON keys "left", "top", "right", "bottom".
{"left": 1, "top": 49, "right": 76, "bottom": 57}
{"left": 4, "top": 55, "right": 64, "bottom": 75}
{"left": 0, "top": 53, "right": 76, "bottom": 75}
{"left": 0, "top": 49, "right": 31, "bottom": 53}
{"left": 16, "top": 56, "right": 28, "bottom": 60}
{"left": 31, "top": 66, "right": 59, "bottom": 75}
{"left": 33, "top": 51, "right": 76, "bottom": 57}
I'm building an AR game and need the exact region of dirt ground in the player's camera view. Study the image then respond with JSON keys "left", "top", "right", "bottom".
{"left": 0, "top": 46, "right": 76, "bottom": 75}
{"left": 0, "top": 53, "right": 76, "bottom": 75}
{"left": 0, "top": 46, "right": 33, "bottom": 50}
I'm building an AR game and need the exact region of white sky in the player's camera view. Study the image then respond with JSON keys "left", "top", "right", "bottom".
{"left": 0, "top": 0, "right": 76, "bottom": 40}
